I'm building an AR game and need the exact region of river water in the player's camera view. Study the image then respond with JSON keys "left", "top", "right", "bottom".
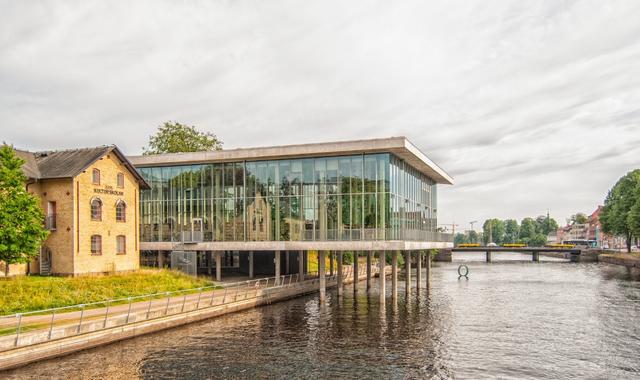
{"left": 5, "top": 253, "right": 640, "bottom": 379}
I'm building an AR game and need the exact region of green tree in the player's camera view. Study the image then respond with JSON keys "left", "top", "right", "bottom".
{"left": 530, "top": 233, "right": 548, "bottom": 247}
{"left": 600, "top": 170, "right": 640, "bottom": 252}
{"left": 454, "top": 233, "right": 468, "bottom": 246}
{"left": 535, "top": 215, "right": 559, "bottom": 236}
{"left": 0, "top": 145, "right": 49, "bottom": 276}
{"left": 503, "top": 219, "right": 519, "bottom": 244}
{"left": 468, "top": 230, "right": 480, "bottom": 244}
{"left": 143, "top": 121, "right": 223, "bottom": 155}
{"left": 569, "top": 213, "right": 588, "bottom": 225}
{"left": 519, "top": 217, "right": 538, "bottom": 244}
{"left": 482, "top": 219, "right": 505, "bottom": 244}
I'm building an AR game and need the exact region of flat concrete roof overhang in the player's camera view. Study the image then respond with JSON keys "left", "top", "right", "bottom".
{"left": 140, "top": 241, "right": 453, "bottom": 252}
{"left": 129, "top": 136, "right": 453, "bottom": 185}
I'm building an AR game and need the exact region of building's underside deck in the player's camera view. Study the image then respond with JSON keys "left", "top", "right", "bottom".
{"left": 141, "top": 240, "right": 453, "bottom": 252}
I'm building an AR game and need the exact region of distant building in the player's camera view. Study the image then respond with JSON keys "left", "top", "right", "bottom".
{"left": 2, "top": 146, "right": 149, "bottom": 276}
{"left": 587, "top": 206, "right": 626, "bottom": 250}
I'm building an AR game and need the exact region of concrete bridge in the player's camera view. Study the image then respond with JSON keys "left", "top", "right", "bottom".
{"left": 438, "top": 246, "right": 583, "bottom": 262}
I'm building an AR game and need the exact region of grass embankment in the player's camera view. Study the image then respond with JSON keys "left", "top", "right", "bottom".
{"left": 0, "top": 269, "right": 214, "bottom": 315}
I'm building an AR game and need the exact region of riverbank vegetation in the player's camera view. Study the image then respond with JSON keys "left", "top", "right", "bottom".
{"left": 600, "top": 169, "right": 640, "bottom": 252}
{"left": 0, "top": 269, "right": 214, "bottom": 314}
{"left": 455, "top": 215, "right": 560, "bottom": 247}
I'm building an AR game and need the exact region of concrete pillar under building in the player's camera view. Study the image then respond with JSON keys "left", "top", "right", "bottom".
{"left": 426, "top": 251, "right": 431, "bottom": 290}
{"left": 486, "top": 251, "right": 492, "bottom": 262}
{"left": 366, "top": 251, "right": 372, "bottom": 291}
{"left": 215, "top": 251, "right": 222, "bottom": 282}
{"left": 405, "top": 251, "right": 411, "bottom": 298}
{"left": 319, "top": 250, "right": 326, "bottom": 303}
{"left": 285, "top": 250, "right": 290, "bottom": 275}
{"left": 392, "top": 250, "right": 398, "bottom": 302}
{"left": 337, "top": 251, "right": 344, "bottom": 296}
{"left": 158, "top": 251, "right": 165, "bottom": 268}
{"left": 416, "top": 251, "right": 422, "bottom": 295}
{"left": 249, "top": 251, "right": 254, "bottom": 279}
{"left": 275, "top": 250, "right": 281, "bottom": 285}
{"left": 298, "top": 250, "right": 304, "bottom": 281}
{"left": 330, "top": 251, "right": 334, "bottom": 276}
{"left": 379, "top": 250, "right": 386, "bottom": 304}
{"left": 353, "top": 251, "right": 359, "bottom": 292}
{"left": 207, "top": 251, "right": 212, "bottom": 276}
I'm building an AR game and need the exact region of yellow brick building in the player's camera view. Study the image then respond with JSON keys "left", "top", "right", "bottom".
{"left": 6, "top": 146, "right": 149, "bottom": 276}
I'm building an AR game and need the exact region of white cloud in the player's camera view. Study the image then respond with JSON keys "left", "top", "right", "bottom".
{"left": 1, "top": 0, "right": 639, "bottom": 227}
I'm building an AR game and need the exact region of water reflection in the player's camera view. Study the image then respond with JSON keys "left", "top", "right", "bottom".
{"left": 4, "top": 258, "right": 640, "bottom": 379}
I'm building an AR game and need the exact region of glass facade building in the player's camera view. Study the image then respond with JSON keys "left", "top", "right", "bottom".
{"left": 139, "top": 153, "right": 441, "bottom": 243}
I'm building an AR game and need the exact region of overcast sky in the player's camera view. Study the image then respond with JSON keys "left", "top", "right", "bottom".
{"left": 2, "top": 1, "right": 639, "bottom": 231}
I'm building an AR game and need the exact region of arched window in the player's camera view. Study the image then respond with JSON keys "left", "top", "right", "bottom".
{"left": 91, "top": 198, "right": 102, "bottom": 221}
{"left": 116, "top": 235, "right": 126, "bottom": 254}
{"left": 92, "top": 168, "right": 100, "bottom": 185}
{"left": 115, "top": 200, "right": 126, "bottom": 222}
{"left": 91, "top": 235, "right": 102, "bottom": 255}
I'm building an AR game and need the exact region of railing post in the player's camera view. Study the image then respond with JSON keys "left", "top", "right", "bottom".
{"left": 48, "top": 309, "right": 56, "bottom": 340}
{"left": 146, "top": 297, "right": 153, "bottom": 319}
{"left": 244, "top": 281, "right": 250, "bottom": 300}
{"left": 164, "top": 293, "right": 171, "bottom": 315}
{"left": 234, "top": 283, "right": 240, "bottom": 302}
{"left": 103, "top": 300, "right": 111, "bottom": 328}
{"left": 125, "top": 298, "right": 133, "bottom": 324}
{"left": 196, "top": 287, "right": 203, "bottom": 309}
{"left": 14, "top": 313, "right": 22, "bottom": 347}
{"left": 210, "top": 288, "right": 216, "bottom": 306}
{"left": 77, "top": 305, "right": 86, "bottom": 333}
{"left": 181, "top": 293, "right": 187, "bottom": 312}
{"left": 222, "top": 287, "right": 228, "bottom": 304}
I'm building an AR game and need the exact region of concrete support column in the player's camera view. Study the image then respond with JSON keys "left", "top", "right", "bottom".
{"left": 532, "top": 251, "right": 540, "bottom": 262}
{"left": 319, "top": 250, "right": 326, "bottom": 303}
{"left": 405, "top": 251, "right": 411, "bottom": 298}
{"left": 366, "top": 251, "right": 372, "bottom": 291}
{"left": 391, "top": 250, "right": 398, "bottom": 302}
{"left": 249, "top": 251, "right": 254, "bottom": 279}
{"left": 158, "top": 251, "right": 165, "bottom": 268}
{"left": 285, "top": 251, "right": 290, "bottom": 275}
{"left": 298, "top": 250, "right": 304, "bottom": 281}
{"left": 353, "top": 251, "right": 359, "bottom": 292}
{"left": 337, "top": 251, "right": 344, "bottom": 296}
{"left": 215, "top": 251, "right": 222, "bottom": 282}
{"left": 379, "top": 250, "right": 386, "bottom": 304}
{"left": 486, "top": 251, "right": 492, "bottom": 262}
{"left": 207, "top": 251, "right": 212, "bottom": 276}
{"left": 426, "top": 251, "right": 431, "bottom": 289}
{"left": 416, "top": 250, "right": 422, "bottom": 295}
{"left": 330, "top": 251, "right": 334, "bottom": 276}
{"left": 274, "top": 250, "right": 281, "bottom": 285}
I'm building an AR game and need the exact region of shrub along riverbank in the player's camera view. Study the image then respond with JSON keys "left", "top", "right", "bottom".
{"left": 0, "top": 269, "right": 214, "bottom": 315}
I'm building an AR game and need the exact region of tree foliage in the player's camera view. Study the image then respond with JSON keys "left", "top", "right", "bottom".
{"left": 569, "top": 213, "right": 588, "bottom": 225}
{"left": 600, "top": 169, "right": 640, "bottom": 252}
{"left": 535, "top": 215, "right": 559, "bottom": 236}
{"left": 504, "top": 219, "right": 519, "bottom": 244}
{"left": 0, "top": 145, "right": 49, "bottom": 275}
{"left": 143, "top": 121, "right": 223, "bottom": 155}
{"left": 482, "top": 219, "right": 505, "bottom": 244}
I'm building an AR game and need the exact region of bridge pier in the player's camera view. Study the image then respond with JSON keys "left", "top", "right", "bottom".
{"left": 486, "top": 251, "right": 492, "bottom": 262}
{"left": 532, "top": 251, "right": 540, "bottom": 262}
{"left": 425, "top": 251, "right": 431, "bottom": 289}
{"left": 353, "top": 251, "right": 359, "bottom": 292}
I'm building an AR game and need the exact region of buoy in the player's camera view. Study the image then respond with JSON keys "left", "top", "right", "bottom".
{"left": 458, "top": 264, "right": 469, "bottom": 279}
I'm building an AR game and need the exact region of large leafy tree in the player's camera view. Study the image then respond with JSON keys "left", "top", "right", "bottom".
{"left": 600, "top": 170, "right": 640, "bottom": 252}
{"left": 503, "top": 219, "right": 519, "bottom": 244}
{"left": 519, "top": 217, "right": 538, "bottom": 244}
{"left": 0, "top": 145, "right": 49, "bottom": 276}
{"left": 568, "top": 213, "right": 588, "bottom": 225}
{"left": 535, "top": 215, "right": 559, "bottom": 236}
{"left": 482, "top": 219, "right": 505, "bottom": 244}
{"left": 143, "top": 121, "right": 223, "bottom": 155}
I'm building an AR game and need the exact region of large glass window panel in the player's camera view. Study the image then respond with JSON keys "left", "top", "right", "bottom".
{"left": 289, "top": 195, "right": 302, "bottom": 240}
{"left": 339, "top": 158, "right": 351, "bottom": 194}
{"left": 246, "top": 162, "right": 256, "bottom": 198}
{"left": 279, "top": 160, "right": 291, "bottom": 196}
{"left": 224, "top": 163, "right": 234, "bottom": 199}
{"left": 351, "top": 156, "right": 363, "bottom": 194}
{"left": 303, "top": 195, "right": 314, "bottom": 241}
{"left": 290, "top": 160, "right": 302, "bottom": 196}
{"left": 314, "top": 158, "right": 326, "bottom": 195}
{"left": 235, "top": 199, "right": 244, "bottom": 241}
{"left": 364, "top": 155, "right": 377, "bottom": 193}
{"left": 326, "top": 194, "right": 338, "bottom": 240}
{"left": 279, "top": 196, "right": 290, "bottom": 241}
{"left": 267, "top": 162, "right": 278, "bottom": 197}
{"left": 234, "top": 162, "right": 244, "bottom": 199}
{"left": 213, "top": 164, "right": 223, "bottom": 199}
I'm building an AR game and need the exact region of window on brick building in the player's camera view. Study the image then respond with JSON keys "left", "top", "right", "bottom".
{"left": 91, "top": 198, "right": 102, "bottom": 221}
{"left": 116, "top": 200, "right": 126, "bottom": 222}
{"left": 91, "top": 235, "right": 102, "bottom": 255}
{"left": 92, "top": 169, "right": 100, "bottom": 185}
{"left": 117, "top": 173, "right": 124, "bottom": 188}
{"left": 116, "top": 235, "right": 126, "bottom": 254}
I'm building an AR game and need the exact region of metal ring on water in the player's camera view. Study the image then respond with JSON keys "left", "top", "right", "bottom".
{"left": 458, "top": 264, "right": 469, "bottom": 278}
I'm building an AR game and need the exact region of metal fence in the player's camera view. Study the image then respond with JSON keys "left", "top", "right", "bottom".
{"left": 0, "top": 265, "right": 372, "bottom": 353}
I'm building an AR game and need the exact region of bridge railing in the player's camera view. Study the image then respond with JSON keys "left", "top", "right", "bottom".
{"left": 0, "top": 264, "right": 371, "bottom": 353}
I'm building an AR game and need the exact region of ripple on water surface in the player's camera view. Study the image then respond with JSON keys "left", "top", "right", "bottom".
{"left": 4, "top": 257, "right": 640, "bottom": 379}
